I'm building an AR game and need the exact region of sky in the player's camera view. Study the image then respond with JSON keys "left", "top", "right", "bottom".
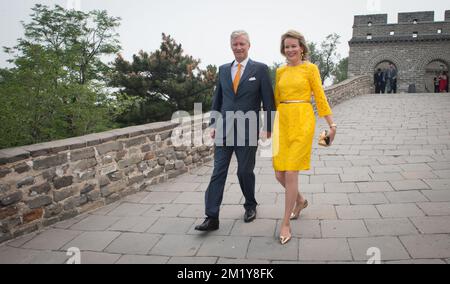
{"left": 0, "top": 0, "right": 449, "bottom": 69}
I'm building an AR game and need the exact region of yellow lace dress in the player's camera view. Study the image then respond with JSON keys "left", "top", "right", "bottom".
{"left": 272, "top": 62, "right": 332, "bottom": 171}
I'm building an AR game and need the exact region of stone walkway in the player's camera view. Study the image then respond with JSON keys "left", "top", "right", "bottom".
{"left": 1, "top": 93, "right": 450, "bottom": 264}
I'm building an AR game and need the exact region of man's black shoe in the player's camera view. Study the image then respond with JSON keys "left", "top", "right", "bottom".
{"left": 195, "top": 218, "right": 219, "bottom": 231}
{"left": 244, "top": 208, "right": 257, "bottom": 223}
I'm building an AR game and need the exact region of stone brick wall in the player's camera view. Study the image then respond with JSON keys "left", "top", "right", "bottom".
{"left": 0, "top": 119, "right": 213, "bottom": 243}
{"left": 323, "top": 75, "right": 373, "bottom": 108}
{"left": 349, "top": 10, "right": 450, "bottom": 93}
{"left": 0, "top": 76, "right": 372, "bottom": 243}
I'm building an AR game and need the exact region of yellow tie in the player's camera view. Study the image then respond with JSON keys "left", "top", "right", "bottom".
{"left": 233, "top": 63, "right": 242, "bottom": 94}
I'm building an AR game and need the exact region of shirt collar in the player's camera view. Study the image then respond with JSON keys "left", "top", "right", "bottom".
{"left": 233, "top": 57, "right": 250, "bottom": 68}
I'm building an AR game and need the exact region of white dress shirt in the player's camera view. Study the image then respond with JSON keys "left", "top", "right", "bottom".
{"left": 231, "top": 57, "right": 250, "bottom": 82}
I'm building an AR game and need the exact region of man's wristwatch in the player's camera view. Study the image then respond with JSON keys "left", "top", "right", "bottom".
{"left": 330, "top": 123, "right": 337, "bottom": 129}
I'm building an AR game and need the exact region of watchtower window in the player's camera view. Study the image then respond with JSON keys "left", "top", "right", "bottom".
{"left": 413, "top": 19, "right": 418, "bottom": 24}
{"left": 437, "top": 29, "right": 442, "bottom": 34}
{"left": 368, "top": 21, "right": 372, "bottom": 27}
{"left": 390, "top": 31, "right": 395, "bottom": 36}
{"left": 367, "top": 34, "right": 372, "bottom": 40}
{"left": 412, "top": 32, "right": 418, "bottom": 38}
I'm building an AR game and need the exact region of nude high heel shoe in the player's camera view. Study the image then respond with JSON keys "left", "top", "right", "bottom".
{"left": 290, "top": 199, "right": 308, "bottom": 220}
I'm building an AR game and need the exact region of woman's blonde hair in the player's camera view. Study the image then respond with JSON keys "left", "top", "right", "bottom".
{"left": 280, "top": 30, "right": 309, "bottom": 61}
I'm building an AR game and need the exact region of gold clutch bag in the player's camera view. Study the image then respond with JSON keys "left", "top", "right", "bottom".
{"left": 318, "top": 130, "right": 331, "bottom": 147}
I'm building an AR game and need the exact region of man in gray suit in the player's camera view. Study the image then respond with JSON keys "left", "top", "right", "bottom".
{"left": 195, "top": 30, "right": 275, "bottom": 231}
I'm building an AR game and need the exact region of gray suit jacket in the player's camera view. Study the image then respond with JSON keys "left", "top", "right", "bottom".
{"left": 210, "top": 59, "right": 275, "bottom": 146}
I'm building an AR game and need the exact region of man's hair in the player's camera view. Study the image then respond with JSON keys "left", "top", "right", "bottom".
{"left": 230, "top": 30, "right": 250, "bottom": 44}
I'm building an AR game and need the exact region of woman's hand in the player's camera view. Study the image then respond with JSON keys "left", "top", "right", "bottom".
{"left": 329, "top": 127, "right": 336, "bottom": 145}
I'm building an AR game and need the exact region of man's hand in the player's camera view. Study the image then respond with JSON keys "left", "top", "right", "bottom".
{"left": 210, "top": 129, "right": 216, "bottom": 139}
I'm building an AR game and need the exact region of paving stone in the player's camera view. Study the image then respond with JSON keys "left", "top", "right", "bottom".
{"left": 421, "top": 190, "right": 450, "bottom": 202}
{"left": 196, "top": 236, "right": 250, "bottom": 258}
{"left": 77, "top": 251, "right": 121, "bottom": 264}
{"left": 321, "top": 220, "right": 369, "bottom": 238}
{"left": 230, "top": 219, "right": 277, "bottom": 237}
{"left": 324, "top": 183, "right": 359, "bottom": 193}
{"left": 247, "top": 237, "right": 298, "bottom": 261}
{"left": 423, "top": 179, "right": 450, "bottom": 190}
{"left": 390, "top": 180, "right": 430, "bottom": 191}
{"left": 142, "top": 204, "right": 187, "bottom": 217}
{"left": 400, "top": 234, "right": 450, "bottom": 259}
{"left": 147, "top": 217, "right": 196, "bottom": 234}
{"left": 416, "top": 202, "right": 450, "bottom": 216}
{"left": 140, "top": 192, "right": 181, "bottom": 204}
{"left": 336, "top": 205, "right": 381, "bottom": 219}
{"left": 106, "top": 203, "right": 153, "bottom": 217}
{"left": 62, "top": 231, "right": 121, "bottom": 251}
{"left": 104, "top": 233, "right": 160, "bottom": 255}
{"left": 70, "top": 215, "right": 121, "bottom": 231}
{"left": 365, "top": 218, "right": 418, "bottom": 236}
{"left": 410, "top": 216, "right": 450, "bottom": 234}
{"left": 348, "top": 237, "right": 410, "bottom": 261}
{"left": 348, "top": 193, "right": 389, "bottom": 205}
{"left": 149, "top": 234, "right": 205, "bottom": 257}
{"left": 313, "top": 193, "right": 349, "bottom": 205}
{"left": 384, "top": 191, "right": 428, "bottom": 203}
{"left": 298, "top": 239, "right": 352, "bottom": 261}
{"left": 22, "top": 229, "right": 82, "bottom": 250}
{"left": 356, "top": 182, "right": 394, "bottom": 193}
{"left": 107, "top": 216, "right": 158, "bottom": 232}
{"left": 376, "top": 203, "right": 425, "bottom": 218}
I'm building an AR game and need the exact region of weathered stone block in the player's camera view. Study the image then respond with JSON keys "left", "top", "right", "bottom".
{"left": 53, "top": 186, "right": 78, "bottom": 202}
{"left": 96, "top": 141, "right": 123, "bottom": 155}
{"left": 70, "top": 147, "right": 96, "bottom": 162}
{"left": 73, "top": 158, "right": 97, "bottom": 171}
{"left": 14, "top": 163, "right": 31, "bottom": 174}
{"left": 165, "top": 162, "right": 175, "bottom": 171}
{"left": 33, "top": 154, "right": 68, "bottom": 170}
{"left": 175, "top": 160, "right": 185, "bottom": 169}
{"left": 23, "top": 208, "right": 44, "bottom": 223}
{"left": 144, "top": 152, "right": 155, "bottom": 160}
{"left": 53, "top": 176, "right": 73, "bottom": 189}
{"left": 87, "top": 190, "right": 101, "bottom": 202}
{"left": 0, "top": 168, "right": 11, "bottom": 178}
{"left": 101, "top": 164, "right": 117, "bottom": 176}
{"left": 80, "top": 184, "right": 95, "bottom": 195}
{"left": 118, "top": 155, "right": 142, "bottom": 169}
{"left": 124, "top": 136, "right": 147, "bottom": 148}
{"left": 29, "top": 183, "right": 51, "bottom": 196}
{"left": 99, "top": 176, "right": 110, "bottom": 187}
{"left": 176, "top": 152, "right": 187, "bottom": 160}
{"left": 0, "top": 206, "right": 19, "bottom": 219}
{"left": 128, "top": 175, "right": 144, "bottom": 186}
{"left": 101, "top": 181, "right": 126, "bottom": 197}
{"left": 17, "top": 176, "right": 35, "bottom": 188}
{"left": 44, "top": 203, "right": 63, "bottom": 218}
{"left": 107, "top": 171, "right": 123, "bottom": 182}
{"left": 102, "top": 155, "right": 113, "bottom": 164}
{"left": 0, "top": 183, "right": 11, "bottom": 195}
{"left": 1, "top": 191, "right": 23, "bottom": 206}
{"left": 106, "top": 193, "right": 121, "bottom": 204}
{"left": 27, "top": 195, "right": 53, "bottom": 209}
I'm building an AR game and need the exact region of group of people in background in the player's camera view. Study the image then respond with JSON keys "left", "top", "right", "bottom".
{"left": 434, "top": 71, "right": 449, "bottom": 93}
{"left": 374, "top": 63, "right": 398, "bottom": 94}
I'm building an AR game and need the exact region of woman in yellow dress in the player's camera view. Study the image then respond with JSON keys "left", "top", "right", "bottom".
{"left": 273, "top": 30, "right": 337, "bottom": 244}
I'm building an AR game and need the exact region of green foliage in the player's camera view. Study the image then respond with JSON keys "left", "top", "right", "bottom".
{"left": 110, "top": 34, "right": 217, "bottom": 125}
{"left": 332, "top": 57, "right": 349, "bottom": 84}
{"left": 0, "top": 4, "right": 121, "bottom": 149}
{"left": 308, "top": 33, "right": 341, "bottom": 84}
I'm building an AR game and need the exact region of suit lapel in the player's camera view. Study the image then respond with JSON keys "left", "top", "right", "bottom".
{"left": 238, "top": 59, "right": 256, "bottom": 93}
{"left": 224, "top": 62, "right": 234, "bottom": 95}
